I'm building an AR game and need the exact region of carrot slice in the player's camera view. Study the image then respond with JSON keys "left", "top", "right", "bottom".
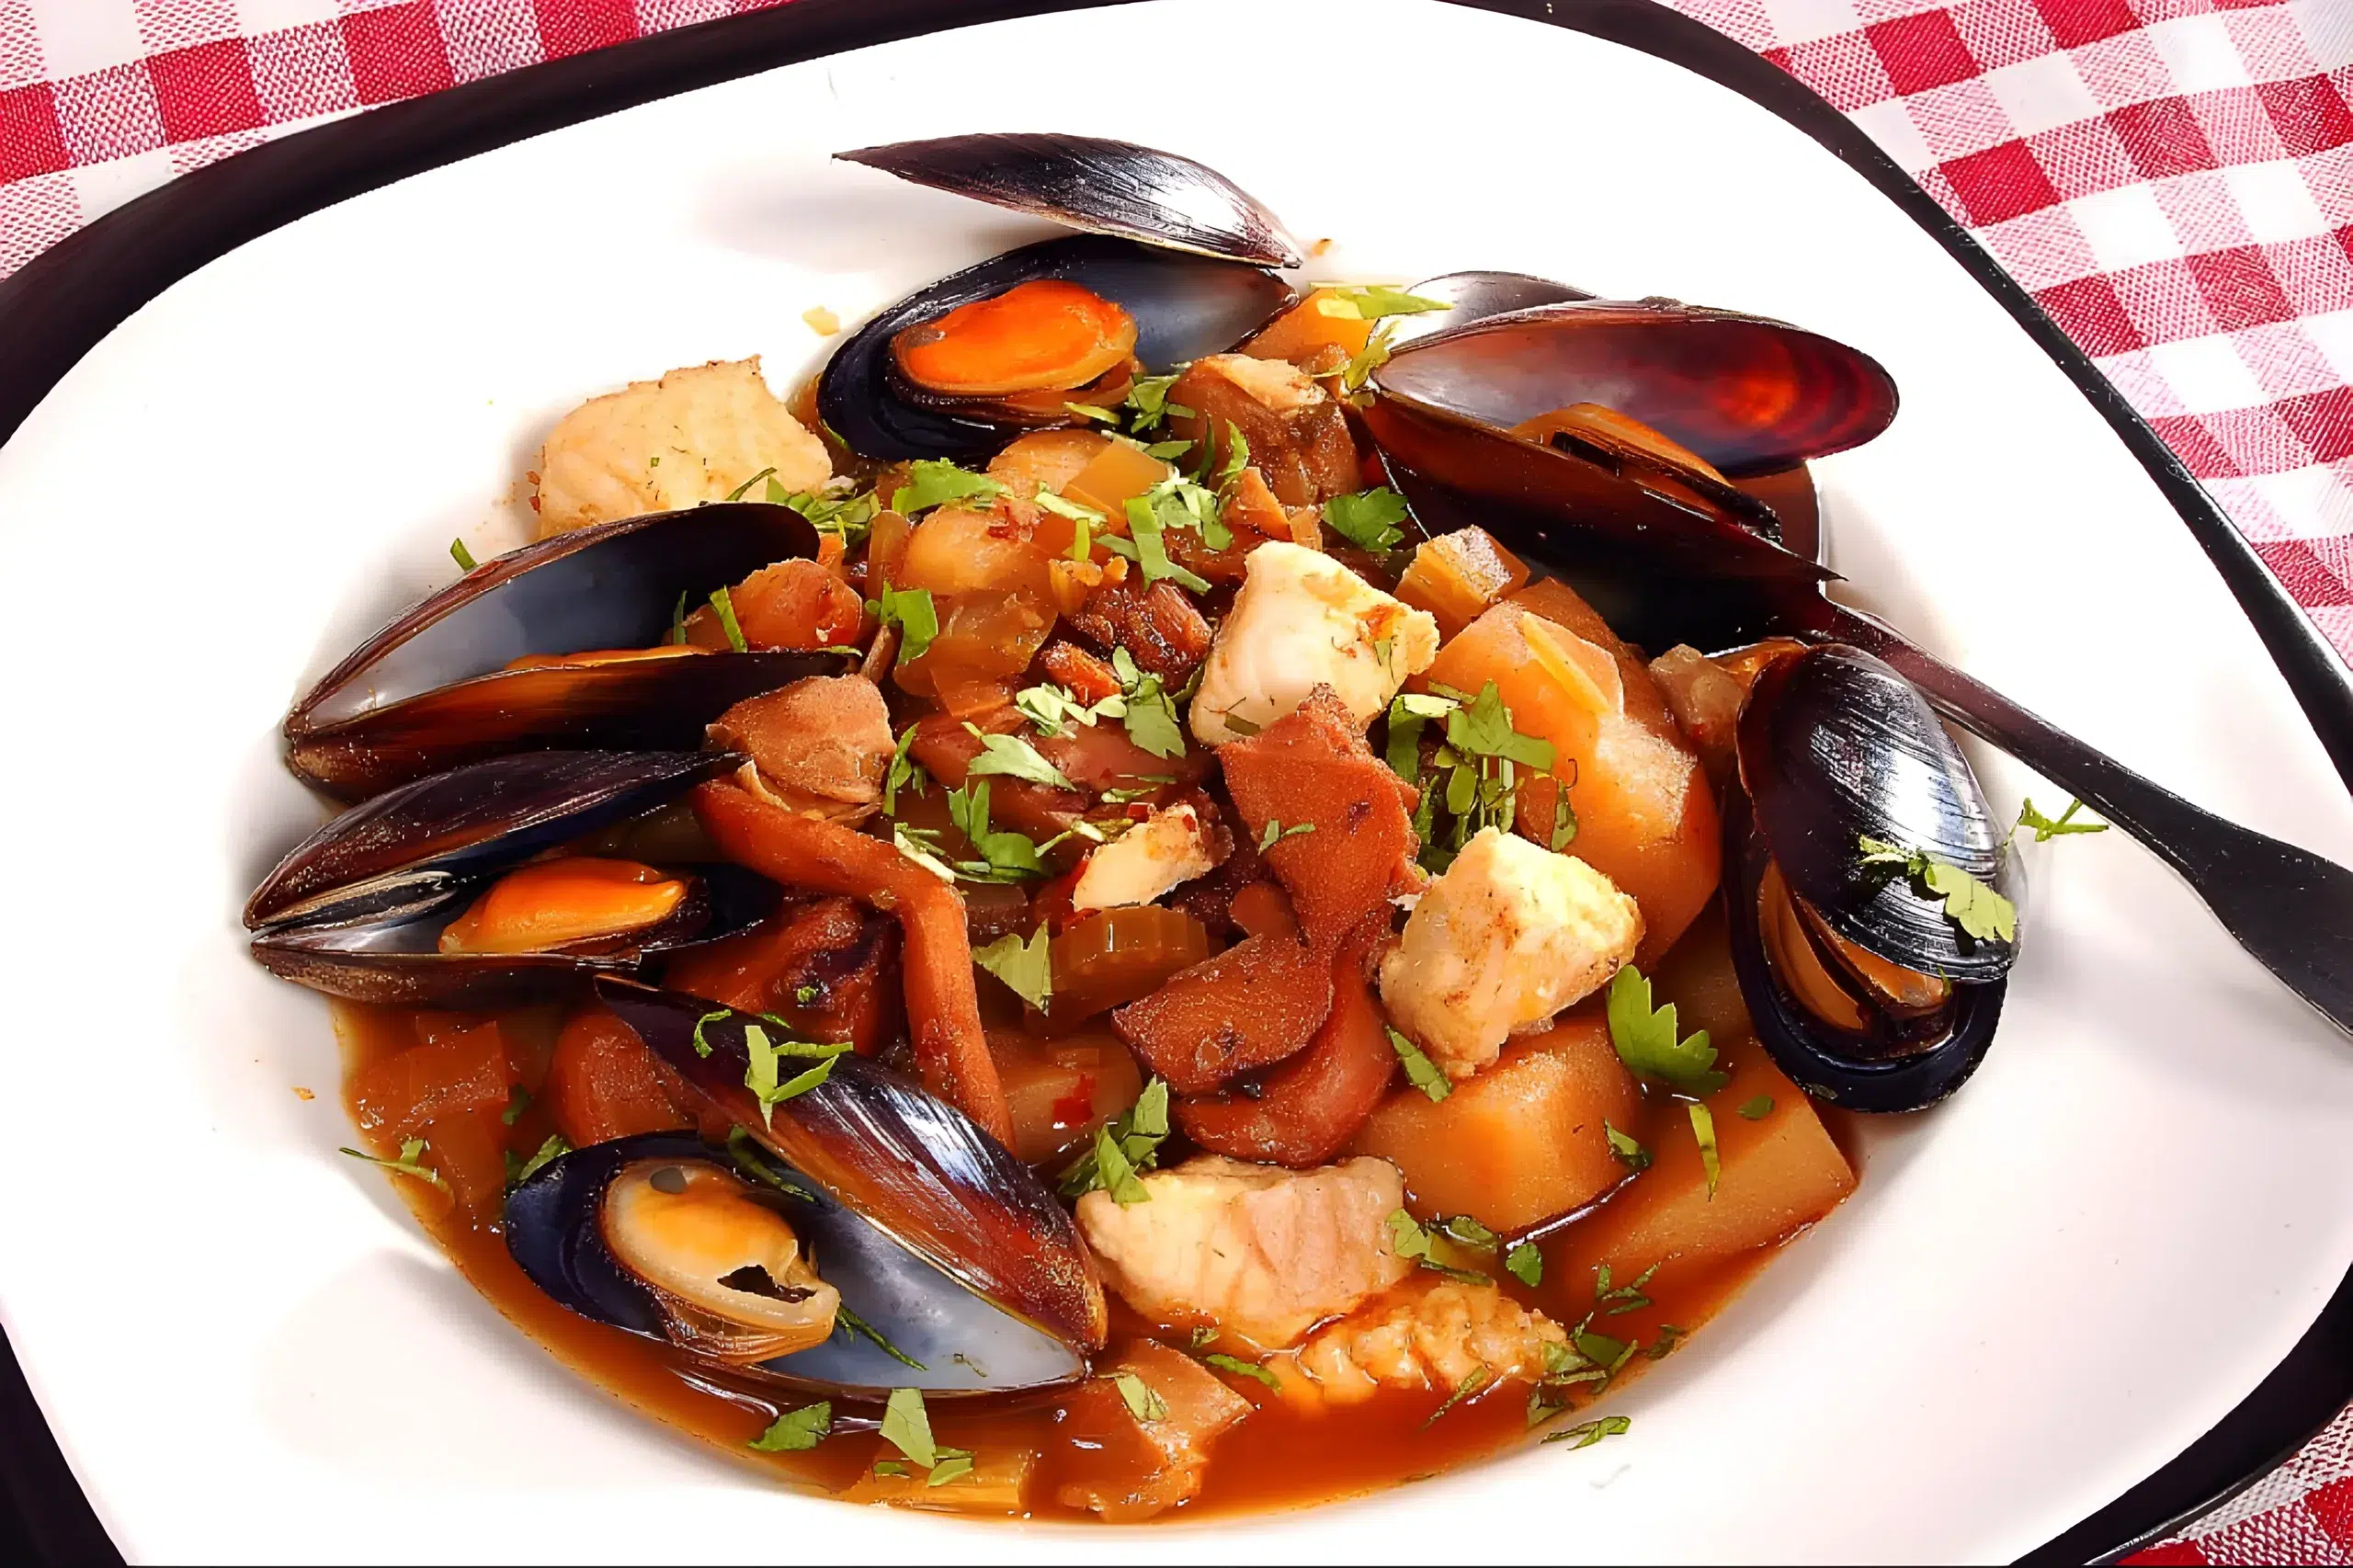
{"left": 690, "top": 782, "right": 1012, "bottom": 1144}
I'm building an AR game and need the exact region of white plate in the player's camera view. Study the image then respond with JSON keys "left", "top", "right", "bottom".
{"left": 5, "top": 0, "right": 2353, "bottom": 1561}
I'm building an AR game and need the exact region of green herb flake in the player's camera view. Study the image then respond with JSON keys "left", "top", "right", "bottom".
{"left": 962, "top": 723, "right": 1079, "bottom": 791}
{"left": 1858, "top": 835, "right": 2018, "bottom": 945}
{"left": 1737, "top": 1095, "right": 1775, "bottom": 1120}
{"left": 973, "top": 926, "right": 1052, "bottom": 1012}
{"left": 339, "top": 1138, "right": 447, "bottom": 1190}
{"left": 1059, "top": 1079, "right": 1173, "bottom": 1199}
{"left": 1605, "top": 965, "right": 1727, "bottom": 1095}
{"left": 725, "top": 1125, "right": 817, "bottom": 1200}
{"left": 691, "top": 1008, "right": 729, "bottom": 1059}
{"left": 1387, "top": 1027, "right": 1452, "bottom": 1103}
{"left": 1065, "top": 402, "right": 1120, "bottom": 424}
{"left": 1120, "top": 494, "right": 1214, "bottom": 595}
{"left": 707, "top": 585, "right": 749, "bottom": 653}
{"left": 891, "top": 460, "right": 1003, "bottom": 517}
{"left": 1256, "top": 818, "right": 1317, "bottom": 853}
{"left": 1690, "top": 1101, "right": 1722, "bottom": 1199}
{"left": 1604, "top": 1119, "right": 1651, "bottom": 1172}
{"left": 945, "top": 779, "right": 1051, "bottom": 882}
{"left": 837, "top": 1303, "right": 926, "bottom": 1370}
{"left": 1318, "top": 285, "right": 1450, "bottom": 322}
{"left": 870, "top": 583, "right": 940, "bottom": 664}
{"left": 883, "top": 722, "right": 926, "bottom": 814}
{"left": 510, "top": 1132, "right": 571, "bottom": 1187}
{"left": 872, "top": 1460, "right": 911, "bottom": 1479}
{"left": 1446, "top": 681, "right": 1556, "bottom": 771}
{"left": 1506, "top": 1241, "right": 1544, "bottom": 1288}
{"left": 1436, "top": 1215, "right": 1500, "bottom": 1251}
{"left": 1188, "top": 1325, "right": 1220, "bottom": 1350}
{"left": 879, "top": 1387, "right": 937, "bottom": 1470}
{"left": 449, "top": 538, "right": 478, "bottom": 571}
{"left": 926, "top": 1452, "right": 976, "bottom": 1487}
{"left": 1421, "top": 1365, "right": 1493, "bottom": 1428}
{"left": 1648, "top": 1325, "right": 1688, "bottom": 1360}
{"left": 1202, "top": 1353, "right": 1280, "bottom": 1390}
{"left": 1573, "top": 1328, "right": 1633, "bottom": 1376}
{"left": 2017, "top": 795, "right": 2109, "bottom": 843}
{"left": 740, "top": 1022, "right": 843, "bottom": 1126}
{"left": 1035, "top": 489, "right": 1105, "bottom": 527}
{"left": 500, "top": 1086, "right": 530, "bottom": 1127}
{"left": 1552, "top": 789, "right": 1579, "bottom": 850}
{"left": 1322, "top": 487, "right": 1411, "bottom": 551}
{"left": 1543, "top": 1415, "right": 1631, "bottom": 1449}
{"left": 724, "top": 466, "right": 779, "bottom": 503}
{"left": 748, "top": 1402, "right": 832, "bottom": 1452}
{"left": 1113, "top": 1372, "right": 1169, "bottom": 1423}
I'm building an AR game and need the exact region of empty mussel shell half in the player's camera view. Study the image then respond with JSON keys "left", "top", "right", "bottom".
{"left": 1385, "top": 270, "right": 1595, "bottom": 347}
{"left": 285, "top": 503, "right": 833, "bottom": 801}
{"left": 1375, "top": 300, "right": 1897, "bottom": 477}
{"left": 1737, "top": 643, "right": 2018, "bottom": 982}
{"left": 509, "top": 1129, "right": 1089, "bottom": 1396}
{"left": 597, "top": 976, "right": 1108, "bottom": 1364}
{"left": 819, "top": 234, "right": 1291, "bottom": 460}
{"left": 837, "top": 132, "right": 1302, "bottom": 267}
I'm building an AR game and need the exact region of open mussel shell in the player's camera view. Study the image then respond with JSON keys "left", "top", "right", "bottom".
{"left": 1373, "top": 300, "right": 1897, "bottom": 477}
{"left": 285, "top": 504, "right": 833, "bottom": 801}
{"left": 251, "top": 862, "right": 777, "bottom": 1011}
{"left": 246, "top": 750, "right": 737, "bottom": 929}
{"left": 596, "top": 976, "right": 1108, "bottom": 1361}
{"left": 1738, "top": 644, "right": 2018, "bottom": 982}
{"left": 509, "top": 1131, "right": 1086, "bottom": 1396}
{"left": 1723, "top": 790, "right": 2005, "bottom": 1112}
{"left": 1384, "top": 270, "right": 1595, "bottom": 347}
{"left": 837, "top": 133, "right": 1302, "bottom": 267}
{"left": 819, "top": 234, "right": 1290, "bottom": 460}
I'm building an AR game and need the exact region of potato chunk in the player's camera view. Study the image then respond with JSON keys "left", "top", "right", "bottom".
{"left": 1351, "top": 1016, "right": 1640, "bottom": 1233}
{"left": 1378, "top": 827, "right": 1641, "bottom": 1081}
{"left": 1075, "top": 1154, "right": 1413, "bottom": 1347}
{"left": 1189, "top": 541, "right": 1438, "bottom": 744}
{"left": 535, "top": 358, "right": 829, "bottom": 535}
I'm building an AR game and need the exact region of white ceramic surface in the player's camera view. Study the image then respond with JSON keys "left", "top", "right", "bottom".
{"left": 4, "top": 0, "right": 2352, "bottom": 1561}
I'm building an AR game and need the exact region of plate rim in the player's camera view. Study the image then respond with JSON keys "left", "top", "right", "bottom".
{"left": 1, "top": 0, "right": 2347, "bottom": 1561}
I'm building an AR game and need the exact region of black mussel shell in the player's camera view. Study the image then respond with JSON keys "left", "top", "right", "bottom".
{"left": 286, "top": 504, "right": 831, "bottom": 801}
{"left": 1386, "top": 270, "right": 1595, "bottom": 347}
{"left": 1738, "top": 644, "right": 2018, "bottom": 982}
{"left": 1725, "top": 791, "right": 2005, "bottom": 1111}
{"left": 506, "top": 1131, "right": 1088, "bottom": 1395}
{"left": 837, "top": 133, "right": 1302, "bottom": 267}
{"left": 596, "top": 977, "right": 1108, "bottom": 1356}
{"left": 1374, "top": 300, "right": 1897, "bottom": 477}
{"left": 250, "top": 861, "right": 776, "bottom": 1011}
{"left": 819, "top": 235, "right": 1290, "bottom": 460}
{"left": 245, "top": 750, "right": 736, "bottom": 930}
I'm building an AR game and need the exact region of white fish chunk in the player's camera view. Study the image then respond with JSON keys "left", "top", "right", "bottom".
{"left": 1188, "top": 541, "right": 1437, "bottom": 745}
{"left": 1070, "top": 801, "right": 1225, "bottom": 912}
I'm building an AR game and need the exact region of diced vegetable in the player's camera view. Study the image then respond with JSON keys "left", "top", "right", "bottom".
{"left": 1063, "top": 440, "right": 1175, "bottom": 520}
{"left": 1563, "top": 1045, "right": 1854, "bottom": 1284}
{"left": 1394, "top": 526, "right": 1529, "bottom": 642}
{"left": 1242, "top": 287, "right": 1377, "bottom": 369}
{"left": 1112, "top": 933, "right": 1335, "bottom": 1094}
{"left": 541, "top": 1007, "right": 695, "bottom": 1148}
{"left": 350, "top": 1023, "right": 514, "bottom": 1142}
{"left": 661, "top": 894, "right": 902, "bottom": 1055}
{"left": 1424, "top": 582, "right": 1721, "bottom": 961}
{"left": 1050, "top": 906, "right": 1214, "bottom": 1025}
{"left": 1166, "top": 354, "right": 1362, "bottom": 506}
{"left": 893, "top": 591, "right": 1056, "bottom": 700}
{"left": 1217, "top": 687, "right": 1420, "bottom": 952}
{"left": 988, "top": 427, "right": 1111, "bottom": 503}
{"left": 990, "top": 1028, "right": 1145, "bottom": 1165}
{"left": 1051, "top": 1341, "right": 1253, "bottom": 1521}
{"left": 1069, "top": 577, "right": 1213, "bottom": 683}
{"left": 1350, "top": 1016, "right": 1639, "bottom": 1232}
{"left": 684, "top": 558, "right": 865, "bottom": 651}
{"left": 415, "top": 1108, "right": 507, "bottom": 1217}
{"left": 838, "top": 1443, "right": 1036, "bottom": 1514}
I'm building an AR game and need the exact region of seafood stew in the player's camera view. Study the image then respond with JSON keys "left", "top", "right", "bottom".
{"left": 245, "top": 133, "right": 2061, "bottom": 1521}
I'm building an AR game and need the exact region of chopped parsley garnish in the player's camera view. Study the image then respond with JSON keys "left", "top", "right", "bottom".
{"left": 1737, "top": 1095, "right": 1774, "bottom": 1120}
{"left": 1144, "top": 438, "right": 1194, "bottom": 460}
{"left": 1323, "top": 487, "right": 1411, "bottom": 551}
{"left": 879, "top": 1387, "right": 938, "bottom": 1469}
{"left": 1060, "top": 1079, "right": 1172, "bottom": 1200}
{"left": 1123, "top": 371, "right": 1193, "bottom": 433}
{"left": 725, "top": 1126, "right": 817, "bottom": 1201}
{"left": 883, "top": 722, "right": 926, "bottom": 814}
{"left": 772, "top": 481, "right": 879, "bottom": 544}
{"left": 500, "top": 1086, "right": 530, "bottom": 1126}
{"left": 1188, "top": 1325, "right": 1220, "bottom": 1350}
{"left": 962, "top": 724, "right": 1078, "bottom": 791}
{"left": 946, "top": 780, "right": 1049, "bottom": 881}
{"left": 1436, "top": 1215, "right": 1499, "bottom": 1251}
{"left": 669, "top": 589, "right": 689, "bottom": 645}
{"left": 837, "top": 1303, "right": 926, "bottom": 1370}
{"left": 1606, "top": 966, "right": 1727, "bottom": 1095}
{"left": 1387, "top": 1027, "right": 1452, "bottom": 1103}
{"left": 2016, "top": 795, "right": 2109, "bottom": 843}
{"left": 340, "top": 1138, "right": 445, "bottom": 1190}
{"left": 1448, "top": 682, "right": 1556, "bottom": 770}
{"left": 740, "top": 1021, "right": 847, "bottom": 1126}
{"left": 891, "top": 460, "right": 1003, "bottom": 517}
{"left": 1543, "top": 1415, "right": 1631, "bottom": 1449}
{"left": 869, "top": 583, "right": 939, "bottom": 663}
{"left": 1689, "top": 1102, "right": 1721, "bottom": 1199}
{"left": 1201, "top": 1353, "right": 1280, "bottom": 1390}
{"left": 1572, "top": 1327, "right": 1635, "bottom": 1376}
{"left": 1034, "top": 489, "right": 1105, "bottom": 528}
{"left": 1386, "top": 1209, "right": 1493, "bottom": 1285}
{"left": 505, "top": 1132, "right": 572, "bottom": 1188}
{"left": 748, "top": 1402, "right": 832, "bottom": 1452}
{"left": 973, "top": 926, "right": 1052, "bottom": 1011}
{"left": 1858, "top": 835, "right": 2018, "bottom": 944}
{"left": 1421, "top": 1365, "right": 1493, "bottom": 1428}
{"left": 1120, "top": 493, "right": 1215, "bottom": 594}
{"left": 892, "top": 822, "right": 961, "bottom": 883}
{"left": 1506, "top": 1241, "right": 1544, "bottom": 1288}
{"left": 926, "top": 1450, "right": 976, "bottom": 1487}
{"left": 1065, "top": 402, "right": 1120, "bottom": 424}
{"left": 724, "top": 466, "right": 779, "bottom": 502}
{"left": 1604, "top": 1119, "right": 1651, "bottom": 1172}
{"left": 1113, "top": 1372, "right": 1169, "bottom": 1423}
{"left": 449, "top": 538, "right": 478, "bottom": 571}
{"left": 1317, "top": 285, "right": 1449, "bottom": 321}
{"left": 1256, "top": 818, "right": 1316, "bottom": 852}
{"left": 1552, "top": 789, "right": 1579, "bottom": 850}
{"left": 1595, "top": 1261, "right": 1659, "bottom": 1317}
{"left": 1384, "top": 690, "right": 1458, "bottom": 780}
{"left": 690, "top": 1008, "right": 728, "bottom": 1059}
{"left": 1649, "top": 1325, "right": 1687, "bottom": 1359}
{"left": 1111, "top": 647, "right": 1188, "bottom": 760}
{"left": 707, "top": 585, "right": 749, "bottom": 653}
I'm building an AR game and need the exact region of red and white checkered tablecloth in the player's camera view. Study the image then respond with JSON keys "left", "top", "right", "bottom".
{"left": 2, "top": 0, "right": 2350, "bottom": 1559}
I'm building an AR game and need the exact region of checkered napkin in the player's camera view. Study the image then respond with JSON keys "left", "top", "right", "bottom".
{"left": 1, "top": 0, "right": 2350, "bottom": 1558}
